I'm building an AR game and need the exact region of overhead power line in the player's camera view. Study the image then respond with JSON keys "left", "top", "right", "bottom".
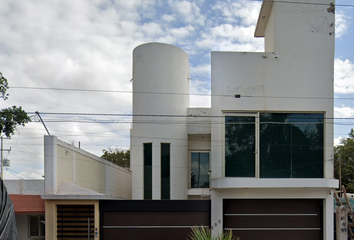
{"left": 26, "top": 112, "right": 354, "bottom": 121}
{"left": 10, "top": 86, "right": 354, "bottom": 100}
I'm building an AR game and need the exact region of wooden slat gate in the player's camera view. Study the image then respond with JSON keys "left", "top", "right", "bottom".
{"left": 57, "top": 205, "right": 95, "bottom": 240}
{"left": 100, "top": 200, "right": 210, "bottom": 240}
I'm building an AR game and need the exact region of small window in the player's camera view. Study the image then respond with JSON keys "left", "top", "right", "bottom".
{"left": 161, "top": 143, "right": 170, "bottom": 199}
{"left": 28, "top": 215, "right": 45, "bottom": 238}
{"left": 144, "top": 143, "right": 152, "bottom": 199}
{"left": 191, "top": 152, "right": 210, "bottom": 188}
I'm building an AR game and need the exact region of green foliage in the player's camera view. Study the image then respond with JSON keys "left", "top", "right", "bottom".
{"left": 101, "top": 148, "right": 130, "bottom": 168}
{"left": 335, "top": 128, "right": 354, "bottom": 192}
{"left": 0, "top": 72, "right": 9, "bottom": 100}
{"left": 0, "top": 72, "right": 31, "bottom": 137}
{"left": 188, "top": 226, "right": 239, "bottom": 240}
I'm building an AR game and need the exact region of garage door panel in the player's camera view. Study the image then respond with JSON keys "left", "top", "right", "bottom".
{"left": 224, "top": 199, "right": 322, "bottom": 214}
{"left": 103, "top": 228, "right": 193, "bottom": 240}
{"left": 103, "top": 211, "right": 210, "bottom": 226}
{"left": 224, "top": 215, "right": 321, "bottom": 228}
{"left": 230, "top": 230, "right": 322, "bottom": 240}
{"left": 223, "top": 199, "right": 323, "bottom": 240}
{"left": 100, "top": 200, "right": 210, "bottom": 240}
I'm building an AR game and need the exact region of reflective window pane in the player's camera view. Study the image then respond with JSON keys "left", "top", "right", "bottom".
{"left": 191, "top": 152, "right": 209, "bottom": 188}
{"left": 161, "top": 143, "right": 170, "bottom": 199}
{"left": 144, "top": 143, "right": 152, "bottom": 199}
{"left": 260, "top": 113, "right": 324, "bottom": 178}
{"left": 225, "top": 116, "right": 255, "bottom": 177}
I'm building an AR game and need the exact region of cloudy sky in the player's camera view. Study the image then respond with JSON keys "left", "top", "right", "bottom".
{"left": 1, "top": 0, "right": 353, "bottom": 179}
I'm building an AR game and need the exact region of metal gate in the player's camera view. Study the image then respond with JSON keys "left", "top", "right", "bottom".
{"left": 57, "top": 205, "right": 94, "bottom": 240}
{"left": 223, "top": 199, "right": 323, "bottom": 240}
{"left": 100, "top": 200, "right": 210, "bottom": 240}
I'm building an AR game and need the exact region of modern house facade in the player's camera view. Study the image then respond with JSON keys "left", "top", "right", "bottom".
{"left": 130, "top": 0, "right": 338, "bottom": 239}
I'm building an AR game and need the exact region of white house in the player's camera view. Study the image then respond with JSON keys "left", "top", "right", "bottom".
{"left": 130, "top": 0, "right": 338, "bottom": 239}
{"left": 5, "top": 136, "right": 132, "bottom": 240}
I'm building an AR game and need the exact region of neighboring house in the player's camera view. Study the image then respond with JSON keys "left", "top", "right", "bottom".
{"left": 43, "top": 135, "right": 132, "bottom": 240}
{"left": 5, "top": 180, "right": 45, "bottom": 240}
{"left": 130, "top": 0, "right": 338, "bottom": 240}
{"left": 6, "top": 135, "right": 132, "bottom": 240}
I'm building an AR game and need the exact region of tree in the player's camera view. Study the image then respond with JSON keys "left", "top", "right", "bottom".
{"left": 101, "top": 148, "right": 130, "bottom": 168}
{"left": 334, "top": 128, "right": 354, "bottom": 192}
{"left": 0, "top": 72, "right": 31, "bottom": 137}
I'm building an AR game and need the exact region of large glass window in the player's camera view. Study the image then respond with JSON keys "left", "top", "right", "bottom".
{"left": 191, "top": 152, "right": 210, "bottom": 188}
{"left": 225, "top": 116, "right": 255, "bottom": 177}
{"left": 161, "top": 143, "right": 170, "bottom": 199}
{"left": 225, "top": 113, "right": 324, "bottom": 178}
{"left": 260, "top": 113, "right": 323, "bottom": 178}
{"left": 144, "top": 143, "right": 152, "bottom": 199}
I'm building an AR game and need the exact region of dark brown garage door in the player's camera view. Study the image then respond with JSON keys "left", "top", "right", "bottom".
{"left": 100, "top": 200, "right": 210, "bottom": 240}
{"left": 224, "top": 199, "right": 323, "bottom": 240}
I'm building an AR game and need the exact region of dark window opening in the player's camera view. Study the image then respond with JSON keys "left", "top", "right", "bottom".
{"left": 144, "top": 143, "right": 152, "bottom": 199}
{"left": 161, "top": 143, "right": 170, "bottom": 199}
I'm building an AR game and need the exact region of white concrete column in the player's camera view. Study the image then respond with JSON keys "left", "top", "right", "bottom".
{"left": 152, "top": 142, "right": 161, "bottom": 199}
{"left": 44, "top": 135, "right": 57, "bottom": 194}
{"left": 325, "top": 191, "right": 335, "bottom": 240}
{"left": 211, "top": 190, "right": 223, "bottom": 237}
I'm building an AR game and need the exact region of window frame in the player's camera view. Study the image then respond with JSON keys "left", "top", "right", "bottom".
{"left": 223, "top": 111, "right": 324, "bottom": 178}
{"left": 189, "top": 150, "right": 211, "bottom": 189}
{"left": 223, "top": 112, "right": 259, "bottom": 178}
{"left": 28, "top": 214, "right": 45, "bottom": 238}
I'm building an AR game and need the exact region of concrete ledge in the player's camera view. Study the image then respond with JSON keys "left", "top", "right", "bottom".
{"left": 41, "top": 195, "right": 125, "bottom": 200}
{"left": 211, "top": 178, "right": 339, "bottom": 189}
{"left": 188, "top": 188, "right": 211, "bottom": 196}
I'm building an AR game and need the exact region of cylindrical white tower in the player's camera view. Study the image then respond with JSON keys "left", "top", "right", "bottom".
{"left": 131, "top": 42, "right": 190, "bottom": 199}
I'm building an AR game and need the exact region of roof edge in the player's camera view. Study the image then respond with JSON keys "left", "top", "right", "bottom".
{"left": 254, "top": 0, "right": 274, "bottom": 37}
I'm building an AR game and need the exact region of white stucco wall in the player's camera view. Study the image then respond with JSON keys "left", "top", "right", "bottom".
{"left": 131, "top": 42, "right": 190, "bottom": 199}
{"left": 187, "top": 108, "right": 211, "bottom": 134}
{"left": 44, "top": 136, "right": 132, "bottom": 199}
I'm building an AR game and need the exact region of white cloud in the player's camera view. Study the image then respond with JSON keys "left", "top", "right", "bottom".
{"left": 191, "top": 64, "right": 210, "bottom": 77}
{"left": 169, "top": 0, "right": 205, "bottom": 25}
{"left": 196, "top": 24, "right": 264, "bottom": 52}
{"left": 334, "top": 106, "right": 354, "bottom": 118}
{"left": 212, "top": 0, "right": 261, "bottom": 26}
{"left": 141, "top": 22, "right": 164, "bottom": 37}
{"left": 170, "top": 25, "right": 195, "bottom": 39}
{"left": 190, "top": 79, "right": 211, "bottom": 108}
{"left": 334, "top": 58, "right": 354, "bottom": 94}
{"left": 334, "top": 136, "right": 342, "bottom": 146}
{"left": 161, "top": 14, "right": 176, "bottom": 22}
{"left": 335, "top": 11, "right": 350, "bottom": 38}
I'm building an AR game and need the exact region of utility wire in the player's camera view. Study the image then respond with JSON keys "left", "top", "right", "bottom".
{"left": 25, "top": 112, "right": 354, "bottom": 121}
{"left": 9, "top": 86, "right": 354, "bottom": 100}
